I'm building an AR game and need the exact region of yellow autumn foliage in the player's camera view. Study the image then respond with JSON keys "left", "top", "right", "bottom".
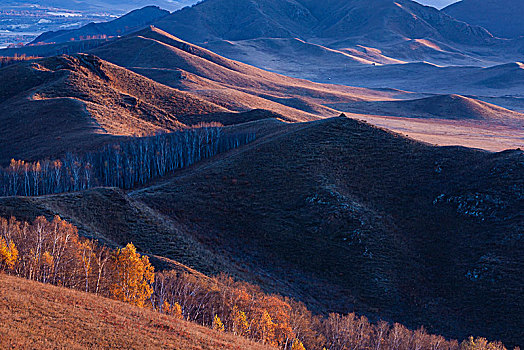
{"left": 232, "top": 305, "right": 249, "bottom": 336}
{"left": 461, "top": 336, "right": 507, "bottom": 350}
{"left": 172, "top": 302, "right": 183, "bottom": 319}
{"left": 0, "top": 237, "right": 18, "bottom": 270}
{"left": 213, "top": 315, "right": 224, "bottom": 332}
{"left": 292, "top": 339, "right": 306, "bottom": 350}
{"left": 111, "top": 243, "right": 154, "bottom": 307}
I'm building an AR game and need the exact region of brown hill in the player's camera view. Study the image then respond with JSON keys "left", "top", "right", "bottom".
{"left": 0, "top": 53, "right": 230, "bottom": 164}
{"left": 86, "top": 27, "right": 524, "bottom": 121}
{"left": 0, "top": 32, "right": 521, "bottom": 168}
{"left": 1, "top": 117, "right": 522, "bottom": 345}
{"left": 131, "top": 116, "right": 523, "bottom": 346}
{"left": 331, "top": 94, "right": 524, "bottom": 124}
{"left": 0, "top": 273, "right": 273, "bottom": 350}
{"left": 88, "top": 26, "right": 396, "bottom": 121}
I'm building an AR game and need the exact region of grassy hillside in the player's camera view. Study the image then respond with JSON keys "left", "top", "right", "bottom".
{"left": 1, "top": 26, "right": 522, "bottom": 154}
{"left": 0, "top": 273, "right": 273, "bottom": 350}
{"left": 132, "top": 116, "right": 523, "bottom": 344}
{"left": 0, "top": 53, "right": 230, "bottom": 164}
{"left": 1, "top": 116, "right": 521, "bottom": 345}
{"left": 90, "top": 26, "right": 391, "bottom": 122}
{"left": 330, "top": 94, "right": 524, "bottom": 122}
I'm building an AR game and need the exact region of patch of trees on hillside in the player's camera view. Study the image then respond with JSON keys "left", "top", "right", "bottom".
{"left": 0, "top": 54, "right": 40, "bottom": 68}
{"left": 0, "top": 125, "right": 255, "bottom": 196}
{"left": 0, "top": 215, "right": 515, "bottom": 350}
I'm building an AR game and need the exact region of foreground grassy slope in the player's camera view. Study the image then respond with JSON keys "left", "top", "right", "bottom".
{"left": 0, "top": 274, "right": 273, "bottom": 350}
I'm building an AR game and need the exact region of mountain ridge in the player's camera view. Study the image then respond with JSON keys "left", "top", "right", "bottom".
{"left": 30, "top": 6, "right": 171, "bottom": 45}
{"left": 443, "top": 0, "right": 524, "bottom": 39}
{"left": 151, "top": 0, "right": 493, "bottom": 44}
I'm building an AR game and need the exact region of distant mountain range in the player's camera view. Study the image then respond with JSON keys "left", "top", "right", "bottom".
{"left": 15, "top": 0, "right": 524, "bottom": 83}
{"left": 152, "top": 0, "right": 492, "bottom": 44}
{"left": 443, "top": 0, "right": 524, "bottom": 39}
{"left": 3, "top": 0, "right": 196, "bottom": 13}
{"left": 31, "top": 6, "right": 170, "bottom": 44}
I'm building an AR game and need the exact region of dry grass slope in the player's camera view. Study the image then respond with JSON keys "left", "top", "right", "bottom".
{"left": 0, "top": 53, "right": 230, "bottom": 164}
{"left": 90, "top": 26, "right": 396, "bottom": 121}
{"left": 0, "top": 273, "right": 274, "bottom": 350}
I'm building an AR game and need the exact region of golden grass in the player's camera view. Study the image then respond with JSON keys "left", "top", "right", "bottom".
{"left": 0, "top": 273, "right": 274, "bottom": 350}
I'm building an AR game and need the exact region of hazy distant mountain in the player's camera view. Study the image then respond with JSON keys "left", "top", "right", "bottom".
{"left": 2, "top": 0, "right": 196, "bottom": 13}
{"left": 152, "top": 0, "right": 492, "bottom": 44}
{"left": 443, "top": 0, "right": 524, "bottom": 39}
{"left": 31, "top": 6, "right": 170, "bottom": 44}
{"left": 145, "top": 0, "right": 511, "bottom": 69}
{"left": 22, "top": 0, "right": 518, "bottom": 69}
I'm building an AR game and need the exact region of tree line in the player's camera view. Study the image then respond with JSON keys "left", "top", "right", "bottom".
{"left": 0, "top": 215, "right": 515, "bottom": 350}
{"left": 0, "top": 125, "right": 255, "bottom": 197}
{"left": 0, "top": 54, "right": 40, "bottom": 68}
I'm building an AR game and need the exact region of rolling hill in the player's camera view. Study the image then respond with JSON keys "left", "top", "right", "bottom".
{"left": 330, "top": 94, "right": 524, "bottom": 122}
{"left": 130, "top": 116, "right": 523, "bottom": 345}
{"left": 0, "top": 273, "right": 273, "bottom": 350}
{"left": 321, "top": 61, "right": 524, "bottom": 105}
{"left": 443, "top": 0, "right": 524, "bottom": 39}
{"left": 0, "top": 0, "right": 522, "bottom": 348}
{"left": 1, "top": 116, "right": 522, "bottom": 345}
{"left": 88, "top": 27, "right": 524, "bottom": 122}
{"left": 4, "top": 0, "right": 524, "bottom": 98}
{"left": 0, "top": 53, "right": 231, "bottom": 164}
{"left": 1, "top": 30, "right": 522, "bottom": 168}
{"left": 88, "top": 26, "right": 396, "bottom": 120}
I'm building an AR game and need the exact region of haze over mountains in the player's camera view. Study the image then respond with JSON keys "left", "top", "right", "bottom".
{"left": 30, "top": 6, "right": 171, "bottom": 44}
{"left": 3, "top": 0, "right": 196, "bottom": 13}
